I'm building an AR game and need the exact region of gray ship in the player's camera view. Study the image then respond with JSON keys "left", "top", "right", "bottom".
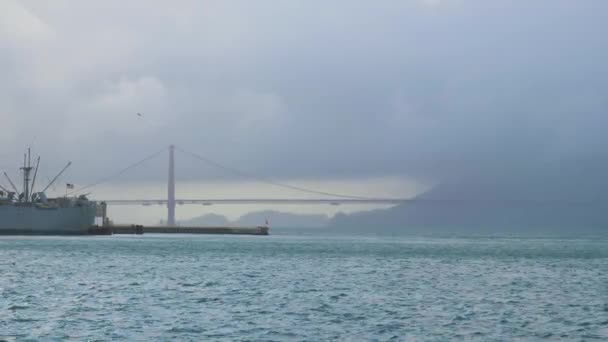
{"left": 0, "top": 149, "right": 97, "bottom": 235}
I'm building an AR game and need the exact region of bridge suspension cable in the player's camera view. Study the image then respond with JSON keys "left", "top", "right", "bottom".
{"left": 174, "top": 146, "right": 377, "bottom": 200}
{"left": 67, "top": 149, "right": 164, "bottom": 196}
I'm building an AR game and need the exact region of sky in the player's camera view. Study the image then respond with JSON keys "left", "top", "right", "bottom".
{"left": 1, "top": 0, "right": 607, "bottom": 223}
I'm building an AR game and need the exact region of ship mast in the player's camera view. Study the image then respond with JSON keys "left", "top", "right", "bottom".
{"left": 20, "top": 148, "right": 33, "bottom": 202}
{"left": 29, "top": 156, "right": 40, "bottom": 201}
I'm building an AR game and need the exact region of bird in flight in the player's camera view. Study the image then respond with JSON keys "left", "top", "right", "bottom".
{"left": 137, "top": 112, "right": 142, "bottom": 117}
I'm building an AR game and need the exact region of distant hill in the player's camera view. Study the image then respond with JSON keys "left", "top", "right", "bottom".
{"left": 329, "top": 166, "right": 608, "bottom": 235}
{"left": 180, "top": 213, "right": 230, "bottom": 226}
{"left": 181, "top": 210, "right": 329, "bottom": 228}
{"left": 235, "top": 210, "right": 328, "bottom": 228}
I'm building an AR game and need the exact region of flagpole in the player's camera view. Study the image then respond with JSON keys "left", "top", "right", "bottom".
{"left": 65, "top": 183, "right": 74, "bottom": 198}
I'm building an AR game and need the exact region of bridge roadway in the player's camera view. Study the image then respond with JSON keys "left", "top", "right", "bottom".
{"left": 98, "top": 198, "right": 410, "bottom": 206}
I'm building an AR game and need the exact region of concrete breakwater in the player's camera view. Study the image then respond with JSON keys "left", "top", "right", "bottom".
{"left": 89, "top": 225, "right": 269, "bottom": 236}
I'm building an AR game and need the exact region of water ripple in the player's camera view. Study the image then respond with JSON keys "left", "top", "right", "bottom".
{"left": 0, "top": 234, "right": 607, "bottom": 340}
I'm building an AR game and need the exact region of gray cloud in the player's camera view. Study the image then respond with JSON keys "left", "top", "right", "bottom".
{"left": 1, "top": 0, "right": 607, "bottom": 187}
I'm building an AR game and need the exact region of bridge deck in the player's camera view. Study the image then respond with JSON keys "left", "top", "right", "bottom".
{"left": 98, "top": 198, "right": 408, "bottom": 205}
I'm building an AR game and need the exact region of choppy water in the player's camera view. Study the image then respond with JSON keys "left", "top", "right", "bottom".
{"left": 1, "top": 233, "right": 608, "bottom": 341}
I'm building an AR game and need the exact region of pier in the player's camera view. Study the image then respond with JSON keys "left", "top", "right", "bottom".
{"left": 89, "top": 225, "right": 269, "bottom": 236}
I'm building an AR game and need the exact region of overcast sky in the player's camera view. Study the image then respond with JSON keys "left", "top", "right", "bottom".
{"left": 1, "top": 0, "right": 607, "bottom": 207}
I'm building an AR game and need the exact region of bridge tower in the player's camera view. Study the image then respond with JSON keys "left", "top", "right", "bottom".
{"left": 167, "top": 145, "right": 176, "bottom": 226}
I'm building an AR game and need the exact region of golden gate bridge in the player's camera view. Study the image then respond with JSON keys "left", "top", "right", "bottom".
{"left": 70, "top": 145, "right": 409, "bottom": 226}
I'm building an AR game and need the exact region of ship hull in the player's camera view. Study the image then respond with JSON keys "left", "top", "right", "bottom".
{"left": 0, "top": 204, "right": 96, "bottom": 235}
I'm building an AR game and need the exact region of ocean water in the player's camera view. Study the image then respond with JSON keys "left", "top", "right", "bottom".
{"left": 1, "top": 233, "right": 607, "bottom": 341}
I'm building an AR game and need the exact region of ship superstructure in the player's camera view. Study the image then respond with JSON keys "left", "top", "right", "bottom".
{"left": 0, "top": 149, "right": 96, "bottom": 234}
